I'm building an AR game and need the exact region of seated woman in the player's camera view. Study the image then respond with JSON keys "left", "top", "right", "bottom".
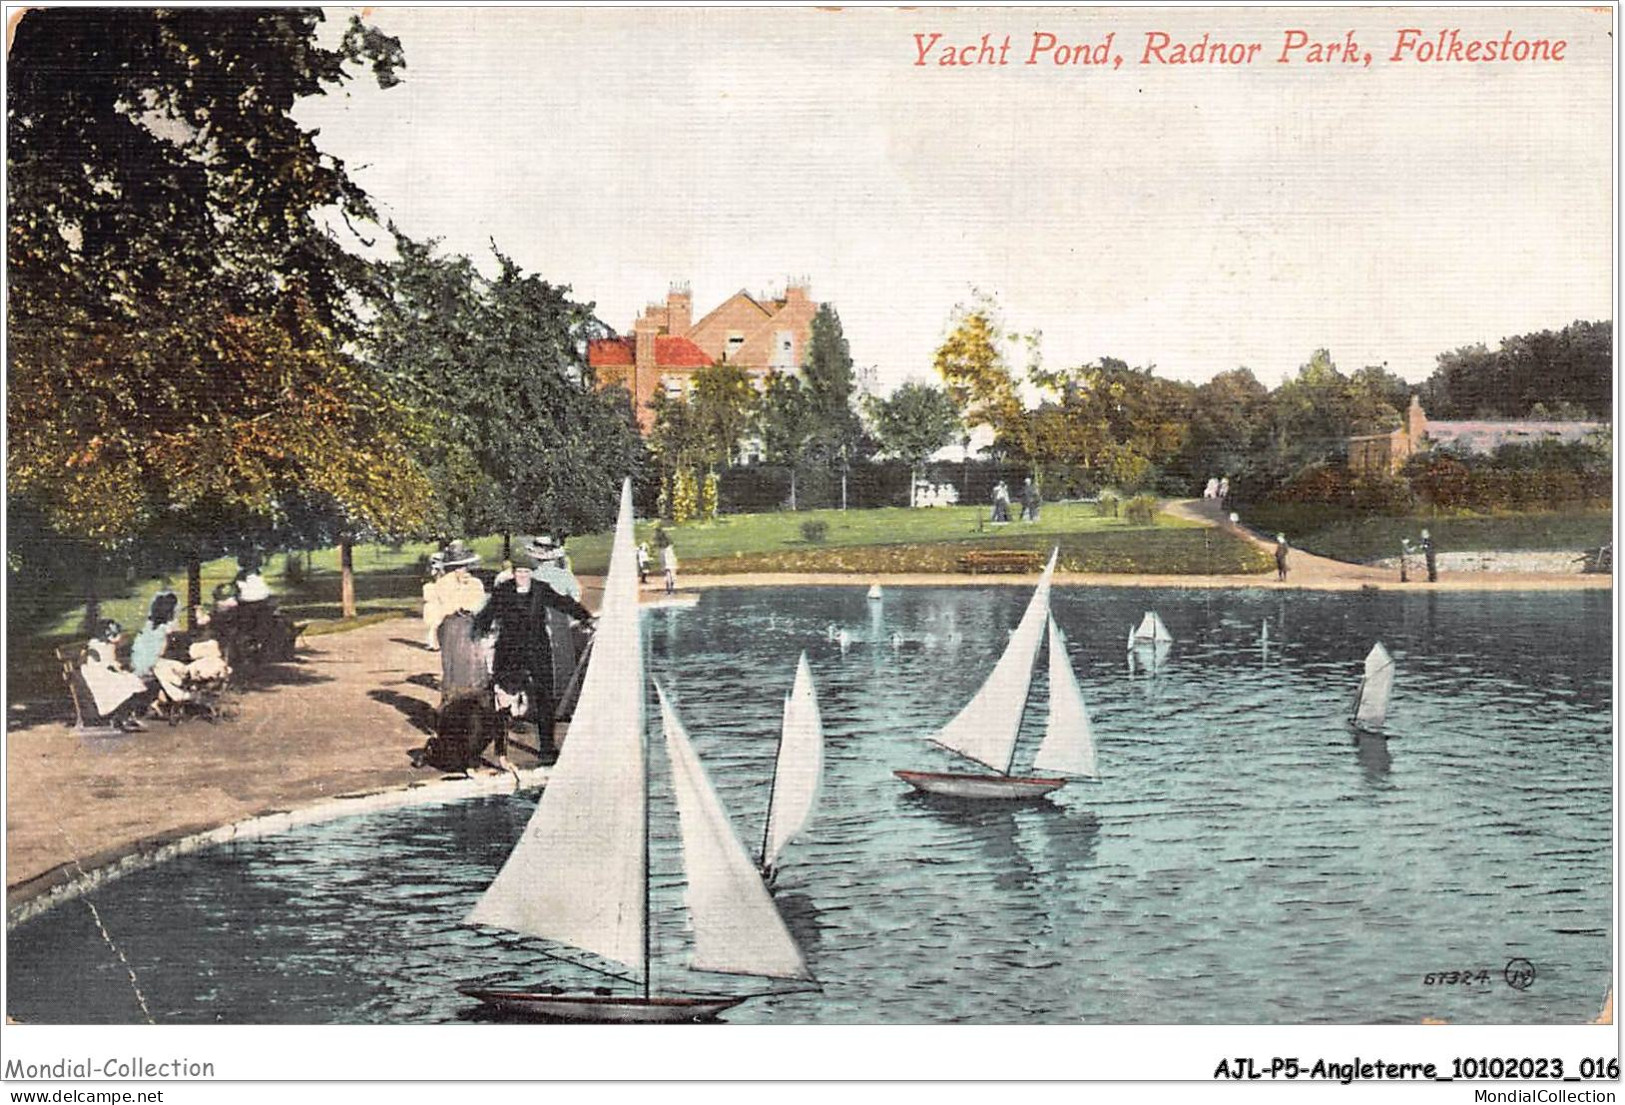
{"left": 130, "top": 589, "right": 189, "bottom": 716}
{"left": 79, "top": 620, "right": 158, "bottom": 731}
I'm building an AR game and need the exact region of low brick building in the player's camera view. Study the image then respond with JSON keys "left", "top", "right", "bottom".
{"left": 588, "top": 282, "right": 818, "bottom": 432}
{"left": 1348, "top": 395, "right": 1604, "bottom": 477}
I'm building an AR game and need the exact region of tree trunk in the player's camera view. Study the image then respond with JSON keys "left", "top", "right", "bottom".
{"left": 908, "top": 465, "right": 918, "bottom": 508}
{"left": 340, "top": 538, "right": 356, "bottom": 620}
{"left": 502, "top": 533, "right": 512, "bottom": 563}
{"left": 186, "top": 555, "right": 202, "bottom": 633}
{"left": 82, "top": 558, "right": 100, "bottom": 637}
{"left": 789, "top": 466, "right": 797, "bottom": 511}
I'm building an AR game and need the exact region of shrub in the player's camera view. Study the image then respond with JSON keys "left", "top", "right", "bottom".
{"left": 1095, "top": 492, "right": 1121, "bottom": 518}
{"left": 799, "top": 519, "right": 830, "bottom": 544}
{"left": 671, "top": 469, "right": 699, "bottom": 524}
{"left": 700, "top": 471, "right": 720, "bottom": 521}
{"left": 284, "top": 551, "right": 308, "bottom": 586}
{"left": 1123, "top": 494, "right": 1158, "bottom": 526}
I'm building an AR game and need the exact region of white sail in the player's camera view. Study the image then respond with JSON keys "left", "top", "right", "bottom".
{"left": 1353, "top": 642, "right": 1396, "bottom": 730}
{"left": 929, "top": 548, "right": 1057, "bottom": 774}
{"left": 658, "top": 685, "right": 813, "bottom": 981}
{"left": 1132, "top": 611, "right": 1172, "bottom": 645}
{"left": 1033, "top": 617, "right": 1099, "bottom": 778}
{"left": 465, "top": 479, "right": 647, "bottom": 972}
{"left": 762, "top": 653, "right": 824, "bottom": 871}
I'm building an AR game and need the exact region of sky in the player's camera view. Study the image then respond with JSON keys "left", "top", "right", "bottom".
{"left": 298, "top": 5, "right": 1614, "bottom": 393}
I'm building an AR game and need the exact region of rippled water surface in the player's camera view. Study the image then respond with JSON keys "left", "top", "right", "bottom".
{"left": 9, "top": 587, "right": 1613, "bottom": 1024}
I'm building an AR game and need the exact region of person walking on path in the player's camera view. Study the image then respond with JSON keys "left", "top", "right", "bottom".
{"left": 1421, "top": 529, "right": 1437, "bottom": 583}
{"left": 1399, "top": 538, "right": 1411, "bottom": 584}
{"left": 1021, "top": 477, "right": 1041, "bottom": 523}
{"left": 636, "top": 541, "right": 651, "bottom": 585}
{"left": 661, "top": 538, "right": 679, "bottom": 594}
{"left": 1274, "top": 533, "right": 1290, "bottom": 582}
{"left": 1217, "top": 476, "right": 1230, "bottom": 507}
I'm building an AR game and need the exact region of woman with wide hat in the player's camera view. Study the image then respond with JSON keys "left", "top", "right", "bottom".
{"left": 424, "top": 540, "right": 495, "bottom": 769}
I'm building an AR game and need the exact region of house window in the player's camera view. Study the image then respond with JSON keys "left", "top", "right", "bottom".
{"left": 725, "top": 333, "right": 745, "bottom": 361}
{"left": 772, "top": 330, "right": 794, "bottom": 368}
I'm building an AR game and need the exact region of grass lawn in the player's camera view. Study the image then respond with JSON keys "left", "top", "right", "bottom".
{"left": 565, "top": 501, "right": 1273, "bottom": 576}
{"left": 1243, "top": 505, "right": 1613, "bottom": 564}
{"left": 9, "top": 502, "right": 1269, "bottom": 714}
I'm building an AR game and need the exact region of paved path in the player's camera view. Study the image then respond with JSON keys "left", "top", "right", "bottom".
{"left": 6, "top": 617, "right": 465, "bottom": 909}
{"left": 1164, "top": 499, "right": 1606, "bottom": 590}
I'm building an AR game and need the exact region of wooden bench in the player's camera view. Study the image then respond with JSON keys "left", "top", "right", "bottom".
{"left": 958, "top": 549, "right": 1046, "bottom": 575}
{"left": 55, "top": 646, "right": 123, "bottom": 736}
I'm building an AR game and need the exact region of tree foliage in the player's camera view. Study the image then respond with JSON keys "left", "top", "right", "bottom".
{"left": 7, "top": 9, "right": 428, "bottom": 562}
{"left": 689, "top": 361, "right": 759, "bottom": 469}
{"left": 865, "top": 382, "right": 961, "bottom": 504}
{"left": 932, "top": 294, "right": 1029, "bottom": 455}
{"left": 1419, "top": 321, "right": 1611, "bottom": 419}
{"left": 364, "top": 232, "right": 643, "bottom": 540}
{"left": 801, "top": 303, "right": 863, "bottom": 459}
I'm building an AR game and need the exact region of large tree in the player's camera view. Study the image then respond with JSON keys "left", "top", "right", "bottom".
{"left": 7, "top": 8, "right": 424, "bottom": 619}
{"left": 689, "top": 362, "right": 760, "bottom": 470}
{"left": 365, "top": 233, "right": 644, "bottom": 544}
{"left": 756, "top": 370, "right": 817, "bottom": 509}
{"left": 801, "top": 303, "right": 863, "bottom": 461}
{"left": 865, "top": 383, "right": 962, "bottom": 507}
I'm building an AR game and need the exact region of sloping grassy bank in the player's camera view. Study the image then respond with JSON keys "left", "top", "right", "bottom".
{"left": 1242, "top": 505, "right": 1612, "bottom": 564}
{"left": 566, "top": 501, "right": 1270, "bottom": 575}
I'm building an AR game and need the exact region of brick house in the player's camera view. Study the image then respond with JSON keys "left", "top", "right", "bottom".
{"left": 1348, "top": 395, "right": 1604, "bottom": 476}
{"left": 588, "top": 282, "right": 818, "bottom": 433}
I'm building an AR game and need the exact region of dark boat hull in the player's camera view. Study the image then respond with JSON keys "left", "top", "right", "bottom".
{"left": 458, "top": 988, "right": 745, "bottom": 1023}
{"left": 894, "top": 769, "right": 1067, "bottom": 799}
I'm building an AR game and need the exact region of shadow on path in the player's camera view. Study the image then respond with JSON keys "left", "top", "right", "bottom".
{"left": 367, "top": 689, "right": 437, "bottom": 736}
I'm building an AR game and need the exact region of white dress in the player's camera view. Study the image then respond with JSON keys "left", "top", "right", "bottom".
{"left": 80, "top": 639, "right": 148, "bottom": 716}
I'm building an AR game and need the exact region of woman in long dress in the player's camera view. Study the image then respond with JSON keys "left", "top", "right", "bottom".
{"left": 80, "top": 620, "right": 157, "bottom": 730}
{"left": 425, "top": 541, "right": 493, "bottom": 769}
{"left": 528, "top": 536, "right": 583, "bottom": 719}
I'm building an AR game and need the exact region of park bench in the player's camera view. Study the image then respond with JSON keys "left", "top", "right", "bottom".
{"left": 958, "top": 549, "right": 1046, "bottom": 575}
{"left": 55, "top": 646, "right": 124, "bottom": 736}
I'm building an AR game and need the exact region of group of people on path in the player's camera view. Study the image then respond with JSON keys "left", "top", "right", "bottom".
{"left": 74, "top": 558, "right": 284, "bottom": 730}
{"left": 991, "top": 478, "right": 1042, "bottom": 524}
{"left": 1202, "top": 476, "right": 1230, "bottom": 505}
{"left": 637, "top": 524, "right": 679, "bottom": 593}
{"left": 420, "top": 536, "right": 594, "bottom": 771}
{"left": 1271, "top": 528, "right": 1438, "bottom": 584}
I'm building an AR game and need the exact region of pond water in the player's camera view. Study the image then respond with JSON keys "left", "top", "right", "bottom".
{"left": 8, "top": 586, "right": 1613, "bottom": 1024}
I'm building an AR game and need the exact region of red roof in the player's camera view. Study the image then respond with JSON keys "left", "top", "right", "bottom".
{"left": 655, "top": 335, "right": 711, "bottom": 368}
{"left": 588, "top": 338, "right": 633, "bottom": 367}
{"left": 587, "top": 336, "right": 712, "bottom": 370}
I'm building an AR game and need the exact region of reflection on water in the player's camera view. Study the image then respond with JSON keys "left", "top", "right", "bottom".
{"left": 8, "top": 587, "right": 1612, "bottom": 1025}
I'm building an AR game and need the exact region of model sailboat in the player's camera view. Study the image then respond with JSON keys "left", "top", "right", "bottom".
{"left": 895, "top": 549, "right": 1101, "bottom": 799}
{"left": 759, "top": 653, "right": 824, "bottom": 879}
{"left": 1349, "top": 642, "right": 1396, "bottom": 734}
{"left": 460, "top": 479, "right": 812, "bottom": 1022}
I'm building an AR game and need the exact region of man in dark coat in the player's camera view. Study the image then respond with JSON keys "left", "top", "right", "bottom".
{"left": 1420, "top": 529, "right": 1437, "bottom": 583}
{"left": 473, "top": 561, "right": 593, "bottom": 751}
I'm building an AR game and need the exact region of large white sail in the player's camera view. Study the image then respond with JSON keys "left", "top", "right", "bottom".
{"left": 465, "top": 478, "right": 647, "bottom": 973}
{"left": 658, "top": 685, "right": 813, "bottom": 981}
{"left": 1353, "top": 641, "right": 1396, "bottom": 730}
{"left": 1033, "top": 617, "right": 1099, "bottom": 778}
{"left": 761, "top": 652, "right": 824, "bottom": 871}
{"left": 929, "top": 548, "right": 1057, "bottom": 774}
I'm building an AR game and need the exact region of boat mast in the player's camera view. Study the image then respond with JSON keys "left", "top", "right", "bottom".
{"left": 642, "top": 685, "right": 652, "bottom": 1002}
{"left": 759, "top": 700, "right": 787, "bottom": 870}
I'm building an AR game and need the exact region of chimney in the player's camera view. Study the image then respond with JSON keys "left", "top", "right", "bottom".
{"left": 634, "top": 317, "right": 659, "bottom": 375}
{"left": 667, "top": 284, "right": 692, "bottom": 336}
{"left": 784, "top": 279, "right": 810, "bottom": 307}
